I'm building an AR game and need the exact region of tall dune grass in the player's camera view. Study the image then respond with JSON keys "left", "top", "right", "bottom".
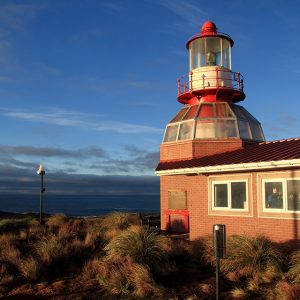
{"left": 104, "top": 227, "right": 174, "bottom": 276}
{"left": 288, "top": 249, "right": 300, "bottom": 283}
{"left": 97, "top": 256, "right": 162, "bottom": 297}
{"left": 1, "top": 213, "right": 300, "bottom": 299}
{"left": 221, "top": 235, "right": 283, "bottom": 282}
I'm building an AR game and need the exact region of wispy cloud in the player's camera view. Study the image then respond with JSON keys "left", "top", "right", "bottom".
{"left": 1, "top": 108, "right": 163, "bottom": 134}
{"left": 0, "top": 145, "right": 106, "bottom": 159}
{"left": 158, "top": 0, "right": 207, "bottom": 30}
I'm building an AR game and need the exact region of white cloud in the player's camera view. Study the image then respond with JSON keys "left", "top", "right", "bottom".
{"left": 1, "top": 108, "right": 163, "bottom": 134}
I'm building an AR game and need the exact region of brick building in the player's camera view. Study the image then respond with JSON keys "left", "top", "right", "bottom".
{"left": 156, "top": 21, "right": 300, "bottom": 242}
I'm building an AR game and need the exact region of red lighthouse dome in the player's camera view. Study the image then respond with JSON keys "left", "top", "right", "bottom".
{"left": 201, "top": 21, "right": 217, "bottom": 35}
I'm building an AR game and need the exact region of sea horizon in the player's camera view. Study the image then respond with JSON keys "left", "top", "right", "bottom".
{"left": 0, "top": 193, "right": 160, "bottom": 217}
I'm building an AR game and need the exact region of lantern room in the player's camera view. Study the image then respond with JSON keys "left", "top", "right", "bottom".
{"left": 177, "top": 21, "right": 245, "bottom": 105}
{"left": 188, "top": 22, "right": 232, "bottom": 70}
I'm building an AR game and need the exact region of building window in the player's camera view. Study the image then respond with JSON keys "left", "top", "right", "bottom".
{"left": 287, "top": 180, "right": 300, "bottom": 211}
{"left": 212, "top": 181, "right": 247, "bottom": 210}
{"left": 263, "top": 179, "right": 300, "bottom": 212}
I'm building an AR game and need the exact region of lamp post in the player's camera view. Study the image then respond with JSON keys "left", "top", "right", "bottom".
{"left": 37, "top": 164, "right": 46, "bottom": 224}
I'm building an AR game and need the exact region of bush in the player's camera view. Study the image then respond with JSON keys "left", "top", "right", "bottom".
{"left": 101, "top": 212, "right": 139, "bottom": 231}
{"left": 19, "top": 256, "right": 39, "bottom": 281}
{"left": 221, "top": 235, "right": 283, "bottom": 282}
{"left": 46, "top": 213, "right": 68, "bottom": 228}
{"left": 275, "top": 280, "right": 300, "bottom": 300}
{"left": 0, "top": 218, "right": 30, "bottom": 234}
{"left": 104, "top": 227, "right": 174, "bottom": 276}
{"left": 288, "top": 249, "right": 300, "bottom": 283}
{"left": 97, "top": 257, "right": 162, "bottom": 297}
{"left": 34, "top": 234, "right": 65, "bottom": 264}
{"left": 193, "top": 236, "right": 215, "bottom": 266}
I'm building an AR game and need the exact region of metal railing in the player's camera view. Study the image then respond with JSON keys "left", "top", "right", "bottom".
{"left": 177, "top": 67, "right": 244, "bottom": 97}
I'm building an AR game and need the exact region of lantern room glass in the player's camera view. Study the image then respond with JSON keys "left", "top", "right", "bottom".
{"left": 189, "top": 37, "right": 231, "bottom": 70}
{"left": 163, "top": 103, "right": 265, "bottom": 143}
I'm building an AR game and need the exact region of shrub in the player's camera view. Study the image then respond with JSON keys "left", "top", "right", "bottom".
{"left": 288, "top": 249, "right": 300, "bottom": 283}
{"left": 0, "top": 259, "right": 19, "bottom": 285}
{"left": 82, "top": 258, "right": 104, "bottom": 280}
{"left": 192, "top": 236, "right": 215, "bottom": 266}
{"left": 275, "top": 280, "right": 300, "bottom": 300}
{"left": 19, "top": 256, "right": 39, "bottom": 281}
{"left": 0, "top": 218, "right": 30, "bottom": 234}
{"left": 101, "top": 212, "right": 139, "bottom": 231}
{"left": 34, "top": 234, "right": 65, "bottom": 264}
{"left": 221, "top": 235, "right": 283, "bottom": 282}
{"left": 104, "top": 228, "right": 174, "bottom": 276}
{"left": 0, "top": 234, "right": 21, "bottom": 267}
{"left": 46, "top": 213, "right": 68, "bottom": 228}
{"left": 97, "top": 257, "right": 162, "bottom": 297}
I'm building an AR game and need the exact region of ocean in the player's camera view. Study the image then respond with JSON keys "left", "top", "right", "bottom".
{"left": 0, "top": 194, "right": 160, "bottom": 217}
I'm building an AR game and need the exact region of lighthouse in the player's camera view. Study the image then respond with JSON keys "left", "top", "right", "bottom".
{"left": 163, "top": 21, "right": 264, "bottom": 147}
{"left": 156, "top": 21, "right": 300, "bottom": 242}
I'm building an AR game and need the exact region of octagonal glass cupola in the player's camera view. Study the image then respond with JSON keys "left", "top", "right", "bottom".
{"left": 163, "top": 102, "right": 265, "bottom": 143}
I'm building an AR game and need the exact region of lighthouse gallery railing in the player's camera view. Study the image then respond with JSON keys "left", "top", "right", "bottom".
{"left": 177, "top": 67, "right": 244, "bottom": 97}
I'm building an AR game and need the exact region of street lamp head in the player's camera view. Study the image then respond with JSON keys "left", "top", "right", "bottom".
{"left": 37, "top": 164, "right": 45, "bottom": 175}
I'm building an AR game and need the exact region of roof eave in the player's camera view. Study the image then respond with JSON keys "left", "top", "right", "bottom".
{"left": 155, "top": 159, "right": 300, "bottom": 176}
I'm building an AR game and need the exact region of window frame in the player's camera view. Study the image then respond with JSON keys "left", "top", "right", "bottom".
{"left": 262, "top": 178, "right": 300, "bottom": 213}
{"left": 212, "top": 179, "right": 248, "bottom": 211}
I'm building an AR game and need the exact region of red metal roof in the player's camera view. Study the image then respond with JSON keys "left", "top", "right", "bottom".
{"left": 156, "top": 138, "right": 300, "bottom": 172}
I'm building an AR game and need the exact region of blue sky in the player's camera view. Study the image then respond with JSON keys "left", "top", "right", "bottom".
{"left": 0, "top": 0, "right": 300, "bottom": 194}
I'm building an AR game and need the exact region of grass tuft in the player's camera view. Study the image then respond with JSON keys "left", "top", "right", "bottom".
{"left": 101, "top": 212, "right": 139, "bottom": 231}
{"left": 104, "top": 227, "right": 174, "bottom": 276}
{"left": 288, "top": 249, "right": 300, "bottom": 283}
{"left": 221, "top": 235, "right": 283, "bottom": 282}
{"left": 97, "top": 257, "right": 162, "bottom": 297}
{"left": 275, "top": 280, "right": 300, "bottom": 299}
{"left": 19, "top": 256, "right": 39, "bottom": 281}
{"left": 46, "top": 213, "right": 68, "bottom": 227}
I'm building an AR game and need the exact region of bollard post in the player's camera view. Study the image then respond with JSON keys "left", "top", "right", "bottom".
{"left": 213, "top": 224, "right": 226, "bottom": 300}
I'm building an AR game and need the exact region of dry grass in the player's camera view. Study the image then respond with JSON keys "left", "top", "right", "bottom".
{"left": 101, "top": 212, "right": 139, "bottom": 231}
{"left": 230, "top": 287, "right": 248, "bottom": 299}
{"left": 221, "top": 235, "right": 283, "bottom": 282}
{"left": 46, "top": 213, "right": 68, "bottom": 227}
{"left": 1, "top": 212, "right": 300, "bottom": 300}
{"left": 82, "top": 258, "right": 104, "bottom": 280}
{"left": 275, "top": 280, "right": 300, "bottom": 300}
{"left": 35, "top": 234, "right": 65, "bottom": 264}
{"left": 97, "top": 256, "right": 162, "bottom": 297}
{"left": 288, "top": 249, "right": 300, "bottom": 283}
{"left": 193, "top": 236, "right": 215, "bottom": 266}
{"left": 104, "top": 227, "right": 174, "bottom": 276}
{"left": 19, "top": 256, "right": 39, "bottom": 281}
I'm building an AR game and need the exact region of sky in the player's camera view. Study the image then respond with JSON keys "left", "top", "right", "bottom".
{"left": 0, "top": 0, "right": 300, "bottom": 195}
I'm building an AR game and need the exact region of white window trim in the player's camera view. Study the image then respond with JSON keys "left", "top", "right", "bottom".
{"left": 262, "top": 178, "right": 300, "bottom": 213}
{"left": 212, "top": 179, "right": 248, "bottom": 211}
